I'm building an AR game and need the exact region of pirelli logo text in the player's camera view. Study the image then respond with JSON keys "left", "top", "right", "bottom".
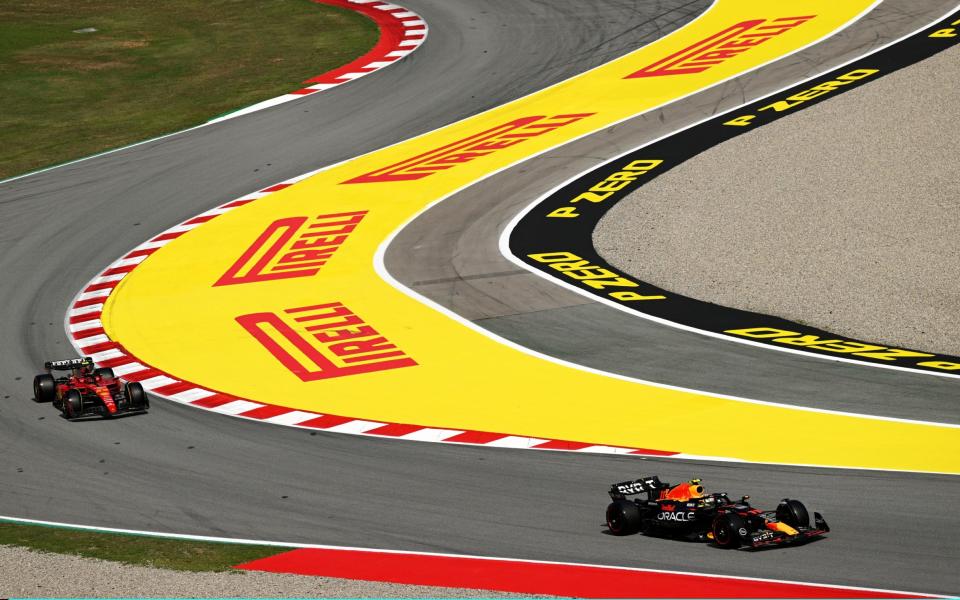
{"left": 626, "top": 15, "right": 815, "bottom": 78}
{"left": 528, "top": 251, "right": 666, "bottom": 302}
{"left": 342, "top": 114, "right": 593, "bottom": 184}
{"left": 215, "top": 212, "right": 366, "bottom": 286}
{"left": 726, "top": 327, "right": 960, "bottom": 371}
{"left": 547, "top": 159, "right": 662, "bottom": 218}
{"left": 237, "top": 302, "right": 417, "bottom": 381}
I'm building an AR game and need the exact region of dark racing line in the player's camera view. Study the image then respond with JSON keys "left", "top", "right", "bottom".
{"left": 509, "top": 9, "right": 960, "bottom": 378}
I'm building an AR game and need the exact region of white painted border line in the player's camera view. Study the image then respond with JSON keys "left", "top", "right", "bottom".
{"left": 0, "top": 514, "right": 946, "bottom": 599}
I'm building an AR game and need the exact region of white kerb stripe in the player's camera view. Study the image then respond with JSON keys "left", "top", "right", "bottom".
{"left": 336, "top": 72, "right": 369, "bottom": 80}
{"left": 326, "top": 420, "right": 386, "bottom": 434}
{"left": 401, "top": 19, "right": 425, "bottom": 26}
{"left": 404, "top": 27, "right": 426, "bottom": 34}
{"left": 398, "top": 428, "right": 464, "bottom": 442}
{"left": 169, "top": 388, "right": 216, "bottom": 403}
{"left": 392, "top": 10, "right": 417, "bottom": 17}
{"left": 363, "top": 61, "right": 396, "bottom": 69}
{"left": 374, "top": 3, "right": 403, "bottom": 10}
{"left": 213, "top": 400, "right": 264, "bottom": 415}
{"left": 112, "top": 362, "right": 149, "bottom": 376}
{"left": 92, "top": 273, "right": 126, "bottom": 284}
{"left": 485, "top": 436, "right": 550, "bottom": 449}
{"left": 90, "top": 349, "right": 125, "bottom": 362}
{"left": 77, "top": 289, "right": 112, "bottom": 301}
{"left": 69, "top": 319, "right": 103, "bottom": 333}
{"left": 399, "top": 39, "right": 421, "bottom": 47}
{"left": 580, "top": 445, "right": 640, "bottom": 455}
{"left": 69, "top": 304, "right": 102, "bottom": 317}
{"left": 306, "top": 83, "right": 339, "bottom": 91}
{"left": 265, "top": 411, "right": 321, "bottom": 425}
{"left": 138, "top": 375, "right": 179, "bottom": 391}
{"left": 164, "top": 223, "right": 200, "bottom": 234}
{"left": 76, "top": 334, "right": 110, "bottom": 348}
{"left": 112, "top": 255, "right": 147, "bottom": 268}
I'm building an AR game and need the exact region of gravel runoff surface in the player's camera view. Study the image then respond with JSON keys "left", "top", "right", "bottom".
{"left": 595, "top": 44, "right": 960, "bottom": 357}
{"left": 0, "top": 545, "right": 547, "bottom": 598}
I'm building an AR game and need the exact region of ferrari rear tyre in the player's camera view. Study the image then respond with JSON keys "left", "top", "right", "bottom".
{"left": 776, "top": 499, "right": 810, "bottom": 528}
{"left": 64, "top": 390, "right": 83, "bottom": 419}
{"left": 33, "top": 374, "right": 56, "bottom": 403}
{"left": 712, "top": 513, "right": 747, "bottom": 549}
{"left": 606, "top": 500, "right": 641, "bottom": 536}
{"left": 94, "top": 367, "right": 115, "bottom": 380}
{"left": 126, "top": 382, "right": 148, "bottom": 410}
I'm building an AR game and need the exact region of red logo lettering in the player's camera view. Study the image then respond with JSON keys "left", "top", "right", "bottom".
{"left": 215, "top": 212, "right": 366, "bottom": 286}
{"left": 626, "top": 16, "right": 815, "bottom": 78}
{"left": 237, "top": 302, "right": 417, "bottom": 380}
{"left": 342, "top": 114, "right": 594, "bottom": 184}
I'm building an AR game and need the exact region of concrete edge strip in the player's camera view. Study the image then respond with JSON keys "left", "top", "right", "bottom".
{"left": 64, "top": 178, "right": 679, "bottom": 459}
{"left": 207, "top": 0, "right": 429, "bottom": 124}
{"left": 0, "top": 515, "right": 943, "bottom": 599}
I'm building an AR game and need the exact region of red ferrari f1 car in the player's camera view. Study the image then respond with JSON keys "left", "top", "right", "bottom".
{"left": 605, "top": 475, "right": 829, "bottom": 549}
{"left": 33, "top": 357, "right": 149, "bottom": 419}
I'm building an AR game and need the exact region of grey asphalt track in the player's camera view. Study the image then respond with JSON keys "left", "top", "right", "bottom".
{"left": 0, "top": 0, "right": 957, "bottom": 596}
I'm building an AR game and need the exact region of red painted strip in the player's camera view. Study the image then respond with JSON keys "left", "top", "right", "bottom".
{"left": 78, "top": 341, "right": 119, "bottom": 354}
{"left": 532, "top": 439, "right": 593, "bottom": 451}
{"left": 299, "top": 414, "right": 355, "bottom": 429}
{"left": 102, "top": 265, "right": 137, "bottom": 276}
{"left": 236, "top": 548, "right": 925, "bottom": 598}
{"left": 73, "top": 297, "right": 108, "bottom": 309}
{"left": 84, "top": 282, "right": 117, "bottom": 293}
{"left": 290, "top": 88, "right": 318, "bottom": 95}
{"left": 119, "top": 368, "right": 163, "bottom": 382}
{"left": 190, "top": 393, "right": 239, "bottom": 409}
{"left": 152, "top": 231, "right": 186, "bottom": 242}
{"left": 96, "top": 356, "right": 136, "bottom": 369}
{"left": 124, "top": 248, "right": 157, "bottom": 259}
{"left": 72, "top": 327, "right": 106, "bottom": 341}
{"left": 444, "top": 430, "right": 507, "bottom": 444}
{"left": 365, "top": 422, "right": 424, "bottom": 437}
{"left": 629, "top": 448, "right": 680, "bottom": 456}
{"left": 183, "top": 214, "right": 218, "bottom": 226}
{"left": 260, "top": 183, "right": 292, "bottom": 193}
{"left": 239, "top": 404, "right": 294, "bottom": 420}
{"left": 222, "top": 199, "right": 254, "bottom": 208}
{"left": 151, "top": 381, "right": 197, "bottom": 396}
{"left": 69, "top": 313, "right": 101, "bottom": 324}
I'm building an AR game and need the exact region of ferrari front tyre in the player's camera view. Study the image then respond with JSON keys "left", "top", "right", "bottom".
{"left": 64, "top": 390, "right": 83, "bottom": 419}
{"left": 126, "top": 382, "right": 148, "bottom": 410}
{"left": 33, "top": 374, "right": 56, "bottom": 403}
{"left": 94, "top": 367, "right": 115, "bottom": 380}
{"left": 776, "top": 499, "right": 810, "bottom": 528}
{"left": 712, "top": 513, "right": 747, "bottom": 549}
{"left": 606, "top": 500, "right": 641, "bottom": 536}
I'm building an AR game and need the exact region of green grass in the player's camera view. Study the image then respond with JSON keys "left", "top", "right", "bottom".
{"left": 0, "top": 0, "right": 379, "bottom": 179}
{"left": 0, "top": 522, "right": 290, "bottom": 572}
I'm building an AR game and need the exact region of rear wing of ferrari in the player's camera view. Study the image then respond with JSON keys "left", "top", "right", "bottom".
{"left": 608, "top": 476, "right": 666, "bottom": 500}
{"left": 45, "top": 357, "right": 93, "bottom": 370}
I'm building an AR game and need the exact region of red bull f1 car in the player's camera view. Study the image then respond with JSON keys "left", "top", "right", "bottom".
{"left": 33, "top": 357, "right": 149, "bottom": 419}
{"left": 605, "top": 475, "right": 829, "bottom": 549}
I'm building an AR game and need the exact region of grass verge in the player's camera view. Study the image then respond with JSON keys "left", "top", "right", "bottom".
{"left": 0, "top": 522, "right": 289, "bottom": 572}
{"left": 0, "top": 0, "right": 379, "bottom": 179}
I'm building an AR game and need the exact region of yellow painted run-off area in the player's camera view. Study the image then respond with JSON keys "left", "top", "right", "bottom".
{"left": 103, "top": 0, "right": 960, "bottom": 473}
